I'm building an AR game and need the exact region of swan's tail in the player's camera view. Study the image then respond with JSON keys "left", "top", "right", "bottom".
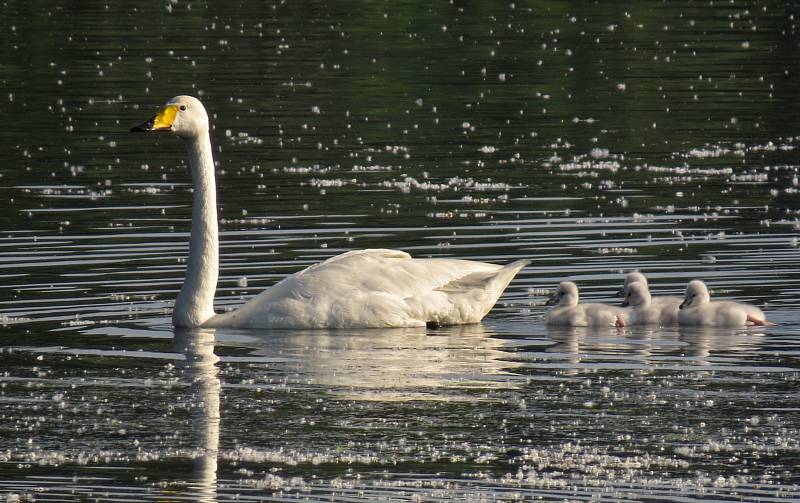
{"left": 433, "top": 259, "right": 530, "bottom": 324}
{"left": 486, "top": 259, "right": 531, "bottom": 303}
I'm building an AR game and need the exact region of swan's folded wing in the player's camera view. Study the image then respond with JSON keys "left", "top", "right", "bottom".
{"left": 434, "top": 260, "right": 529, "bottom": 294}
{"left": 241, "top": 249, "right": 412, "bottom": 301}
{"left": 412, "top": 259, "right": 531, "bottom": 325}
{"left": 213, "top": 251, "right": 528, "bottom": 328}
{"left": 314, "top": 248, "right": 412, "bottom": 265}
{"left": 296, "top": 250, "right": 502, "bottom": 299}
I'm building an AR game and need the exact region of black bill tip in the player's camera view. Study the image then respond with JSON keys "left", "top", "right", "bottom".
{"left": 130, "top": 117, "right": 155, "bottom": 132}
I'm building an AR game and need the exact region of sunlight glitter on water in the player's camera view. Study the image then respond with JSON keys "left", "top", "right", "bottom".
{"left": 2, "top": 0, "right": 800, "bottom": 500}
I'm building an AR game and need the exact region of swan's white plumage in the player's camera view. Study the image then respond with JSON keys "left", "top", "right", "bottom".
{"left": 207, "top": 250, "right": 529, "bottom": 328}
{"left": 133, "top": 96, "right": 528, "bottom": 329}
{"left": 622, "top": 281, "right": 680, "bottom": 326}
{"left": 678, "top": 280, "right": 767, "bottom": 327}
{"left": 545, "top": 281, "right": 626, "bottom": 327}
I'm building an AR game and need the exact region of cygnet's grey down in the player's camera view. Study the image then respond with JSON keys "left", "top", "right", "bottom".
{"left": 621, "top": 281, "right": 680, "bottom": 325}
{"left": 618, "top": 271, "right": 650, "bottom": 297}
{"left": 618, "top": 271, "right": 683, "bottom": 315}
{"left": 678, "top": 280, "right": 770, "bottom": 327}
{"left": 546, "top": 281, "right": 627, "bottom": 327}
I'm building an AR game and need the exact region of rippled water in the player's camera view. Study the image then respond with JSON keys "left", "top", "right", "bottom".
{"left": 1, "top": 0, "right": 799, "bottom": 501}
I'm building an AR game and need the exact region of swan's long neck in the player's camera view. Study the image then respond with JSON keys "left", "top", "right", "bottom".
{"left": 173, "top": 132, "right": 219, "bottom": 327}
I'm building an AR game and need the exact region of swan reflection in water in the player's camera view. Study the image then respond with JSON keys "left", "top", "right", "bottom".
{"left": 165, "top": 322, "right": 770, "bottom": 500}
{"left": 215, "top": 323, "right": 525, "bottom": 401}
{"left": 677, "top": 325, "right": 767, "bottom": 367}
{"left": 542, "top": 326, "right": 654, "bottom": 375}
{"left": 167, "top": 323, "right": 524, "bottom": 500}
{"left": 544, "top": 324, "right": 768, "bottom": 371}
{"left": 173, "top": 328, "right": 221, "bottom": 503}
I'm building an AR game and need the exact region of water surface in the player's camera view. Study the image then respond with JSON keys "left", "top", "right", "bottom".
{"left": 1, "top": 0, "right": 799, "bottom": 501}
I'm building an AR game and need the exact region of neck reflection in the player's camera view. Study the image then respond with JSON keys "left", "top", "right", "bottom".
{"left": 173, "top": 328, "right": 220, "bottom": 503}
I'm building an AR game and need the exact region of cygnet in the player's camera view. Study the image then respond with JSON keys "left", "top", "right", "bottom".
{"left": 678, "top": 280, "right": 769, "bottom": 327}
{"left": 621, "top": 282, "right": 680, "bottom": 325}
{"left": 618, "top": 271, "right": 683, "bottom": 314}
{"left": 617, "top": 271, "right": 649, "bottom": 296}
{"left": 546, "top": 281, "right": 627, "bottom": 327}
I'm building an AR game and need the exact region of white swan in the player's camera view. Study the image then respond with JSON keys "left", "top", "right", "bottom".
{"left": 131, "top": 96, "right": 529, "bottom": 329}
{"left": 618, "top": 271, "right": 683, "bottom": 314}
{"left": 678, "top": 280, "right": 769, "bottom": 327}
{"left": 621, "top": 281, "right": 679, "bottom": 325}
{"left": 545, "top": 281, "right": 627, "bottom": 327}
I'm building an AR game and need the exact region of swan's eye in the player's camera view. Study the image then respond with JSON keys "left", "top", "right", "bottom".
{"left": 179, "top": 105, "right": 187, "bottom": 111}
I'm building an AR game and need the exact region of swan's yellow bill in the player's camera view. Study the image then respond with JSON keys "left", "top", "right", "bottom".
{"left": 152, "top": 105, "right": 178, "bottom": 130}
{"left": 131, "top": 104, "right": 178, "bottom": 132}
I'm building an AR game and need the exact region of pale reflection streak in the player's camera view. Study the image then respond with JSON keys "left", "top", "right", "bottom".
{"left": 216, "top": 324, "right": 524, "bottom": 401}
{"left": 164, "top": 324, "right": 523, "bottom": 501}
{"left": 544, "top": 326, "right": 647, "bottom": 375}
{"left": 543, "top": 324, "right": 769, "bottom": 372}
{"left": 173, "top": 328, "right": 221, "bottom": 503}
{"left": 677, "top": 326, "right": 767, "bottom": 367}
{"left": 161, "top": 321, "right": 770, "bottom": 503}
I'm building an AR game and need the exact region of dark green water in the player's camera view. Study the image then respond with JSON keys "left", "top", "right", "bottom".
{"left": 1, "top": 1, "right": 799, "bottom": 501}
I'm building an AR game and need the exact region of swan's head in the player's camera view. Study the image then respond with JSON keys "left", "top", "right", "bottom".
{"left": 131, "top": 95, "right": 209, "bottom": 139}
{"left": 680, "top": 279, "right": 710, "bottom": 309}
{"left": 546, "top": 281, "right": 579, "bottom": 307}
{"left": 621, "top": 281, "right": 651, "bottom": 308}
{"left": 616, "top": 271, "right": 647, "bottom": 297}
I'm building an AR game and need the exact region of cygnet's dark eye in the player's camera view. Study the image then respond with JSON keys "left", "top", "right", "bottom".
{"left": 179, "top": 105, "right": 187, "bottom": 111}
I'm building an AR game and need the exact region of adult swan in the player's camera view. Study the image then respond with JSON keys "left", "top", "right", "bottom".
{"left": 132, "top": 96, "right": 529, "bottom": 329}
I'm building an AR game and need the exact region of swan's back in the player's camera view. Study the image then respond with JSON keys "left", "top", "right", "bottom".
{"left": 206, "top": 249, "right": 528, "bottom": 328}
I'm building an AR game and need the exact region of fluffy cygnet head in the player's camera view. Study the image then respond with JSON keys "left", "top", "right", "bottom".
{"left": 621, "top": 281, "right": 651, "bottom": 308}
{"left": 131, "top": 95, "right": 209, "bottom": 140}
{"left": 546, "top": 281, "right": 579, "bottom": 307}
{"left": 680, "top": 279, "right": 711, "bottom": 309}
{"left": 617, "top": 271, "right": 648, "bottom": 297}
